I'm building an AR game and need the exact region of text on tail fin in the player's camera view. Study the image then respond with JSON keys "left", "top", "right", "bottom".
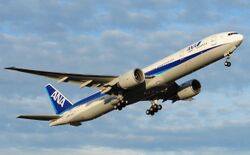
{"left": 46, "top": 84, "right": 73, "bottom": 114}
{"left": 51, "top": 90, "right": 67, "bottom": 107}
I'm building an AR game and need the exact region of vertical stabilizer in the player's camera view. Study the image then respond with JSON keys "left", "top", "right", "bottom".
{"left": 45, "top": 84, "right": 73, "bottom": 114}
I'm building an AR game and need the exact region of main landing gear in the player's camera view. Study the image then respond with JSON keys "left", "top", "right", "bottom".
{"left": 114, "top": 100, "right": 128, "bottom": 111}
{"left": 146, "top": 100, "right": 162, "bottom": 116}
{"left": 224, "top": 55, "right": 231, "bottom": 67}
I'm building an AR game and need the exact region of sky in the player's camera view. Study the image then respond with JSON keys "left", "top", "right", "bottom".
{"left": 1, "top": 0, "right": 250, "bottom": 154}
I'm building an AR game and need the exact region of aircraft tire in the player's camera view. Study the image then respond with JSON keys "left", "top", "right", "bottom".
{"left": 118, "top": 107, "right": 122, "bottom": 111}
{"left": 158, "top": 105, "right": 162, "bottom": 110}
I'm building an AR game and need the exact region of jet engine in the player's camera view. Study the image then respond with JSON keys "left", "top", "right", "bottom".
{"left": 175, "top": 79, "right": 201, "bottom": 100}
{"left": 118, "top": 68, "right": 145, "bottom": 90}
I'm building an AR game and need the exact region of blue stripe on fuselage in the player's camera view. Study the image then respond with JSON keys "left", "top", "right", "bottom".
{"left": 145, "top": 44, "right": 223, "bottom": 76}
{"left": 73, "top": 91, "right": 105, "bottom": 107}
{"left": 60, "top": 91, "right": 106, "bottom": 114}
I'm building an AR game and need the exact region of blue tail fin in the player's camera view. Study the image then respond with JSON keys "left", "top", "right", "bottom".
{"left": 45, "top": 84, "right": 73, "bottom": 114}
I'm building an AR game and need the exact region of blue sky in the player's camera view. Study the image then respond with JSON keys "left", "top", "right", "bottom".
{"left": 1, "top": 0, "right": 250, "bottom": 154}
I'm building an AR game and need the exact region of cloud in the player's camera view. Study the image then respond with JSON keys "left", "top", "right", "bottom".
{"left": 1, "top": 87, "right": 250, "bottom": 151}
{"left": 2, "top": 146, "right": 250, "bottom": 155}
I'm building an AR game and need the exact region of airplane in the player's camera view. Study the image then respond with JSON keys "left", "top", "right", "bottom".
{"left": 5, "top": 31, "right": 244, "bottom": 126}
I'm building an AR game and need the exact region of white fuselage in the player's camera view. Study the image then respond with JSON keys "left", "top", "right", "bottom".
{"left": 50, "top": 32, "right": 243, "bottom": 126}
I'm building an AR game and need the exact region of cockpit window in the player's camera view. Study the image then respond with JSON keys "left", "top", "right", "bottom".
{"left": 228, "top": 32, "right": 238, "bottom": 36}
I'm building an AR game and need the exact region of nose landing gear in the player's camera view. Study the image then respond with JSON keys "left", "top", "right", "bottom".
{"left": 146, "top": 100, "right": 162, "bottom": 116}
{"left": 224, "top": 55, "right": 231, "bottom": 67}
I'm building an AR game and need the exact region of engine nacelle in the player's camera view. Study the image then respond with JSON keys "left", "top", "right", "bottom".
{"left": 176, "top": 79, "right": 201, "bottom": 100}
{"left": 118, "top": 68, "right": 145, "bottom": 90}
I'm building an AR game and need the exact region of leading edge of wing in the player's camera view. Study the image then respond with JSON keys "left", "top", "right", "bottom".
{"left": 5, "top": 66, "right": 118, "bottom": 86}
{"left": 5, "top": 67, "right": 118, "bottom": 79}
{"left": 5, "top": 67, "right": 154, "bottom": 78}
{"left": 17, "top": 115, "right": 60, "bottom": 121}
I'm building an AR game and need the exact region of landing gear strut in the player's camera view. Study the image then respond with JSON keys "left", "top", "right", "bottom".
{"left": 224, "top": 55, "right": 231, "bottom": 67}
{"left": 146, "top": 100, "right": 162, "bottom": 116}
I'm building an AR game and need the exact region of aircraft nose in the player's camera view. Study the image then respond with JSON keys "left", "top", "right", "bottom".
{"left": 236, "top": 34, "right": 244, "bottom": 47}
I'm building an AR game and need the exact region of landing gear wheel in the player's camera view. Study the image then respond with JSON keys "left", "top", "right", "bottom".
{"left": 117, "top": 106, "right": 122, "bottom": 111}
{"left": 224, "top": 55, "right": 232, "bottom": 67}
{"left": 153, "top": 104, "right": 158, "bottom": 110}
{"left": 149, "top": 107, "right": 154, "bottom": 112}
{"left": 224, "top": 61, "right": 231, "bottom": 67}
{"left": 158, "top": 104, "right": 162, "bottom": 110}
{"left": 146, "top": 100, "right": 163, "bottom": 116}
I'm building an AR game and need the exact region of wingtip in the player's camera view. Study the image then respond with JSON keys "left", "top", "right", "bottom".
{"left": 16, "top": 115, "right": 22, "bottom": 119}
{"left": 4, "top": 66, "right": 16, "bottom": 70}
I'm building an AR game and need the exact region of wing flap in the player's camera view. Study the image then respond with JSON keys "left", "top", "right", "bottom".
{"left": 17, "top": 115, "right": 60, "bottom": 121}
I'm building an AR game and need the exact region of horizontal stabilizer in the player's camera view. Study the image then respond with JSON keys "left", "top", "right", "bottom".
{"left": 17, "top": 115, "right": 60, "bottom": 121}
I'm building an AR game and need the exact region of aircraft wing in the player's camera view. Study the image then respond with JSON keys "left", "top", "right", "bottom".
{"left": 17, "top": 115, "right": 60, "bottom": 121}
{"left": 5, "top": 67, "right": 118, "bottom": 91}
